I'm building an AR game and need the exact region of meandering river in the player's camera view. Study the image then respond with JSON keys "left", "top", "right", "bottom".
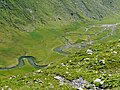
{"left": 0, "top": 56, "right": 47, "bottom": 70}
{"left": 0, "top": 23, "right": 119, "bottom": 70}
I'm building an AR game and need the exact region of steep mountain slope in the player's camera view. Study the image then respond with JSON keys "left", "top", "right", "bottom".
{"left": 0, "top": 0, "right": 120, "bottom": 28}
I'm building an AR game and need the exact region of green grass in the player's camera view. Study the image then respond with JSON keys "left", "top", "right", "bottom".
{"left": 0, "top": 39, "right": 120, "bottom": 90}
{"left": 0, "top": 15, "right": 120, "bottom": 89}
{"left": 0, "top": 0, "right": 120, "bottom": 89}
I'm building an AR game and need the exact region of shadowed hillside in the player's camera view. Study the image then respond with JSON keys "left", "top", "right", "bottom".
{"left": 0, "top": 0, "right": 120, "bottom": 28}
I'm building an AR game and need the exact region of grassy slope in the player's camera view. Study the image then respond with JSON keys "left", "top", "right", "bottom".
{"left": 0, "top": 36, "right": 120, "bottom": 90}
{"left": 1, "top": 0, "right": 120, "bottom": 66}
{"left": 0, "top": 17, "right": 120, "bottom": 89}
{"left": 0, "top": 0, "right": 120, "bottom": 90}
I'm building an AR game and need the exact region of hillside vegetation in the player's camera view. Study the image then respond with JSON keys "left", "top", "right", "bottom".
{"left": 1, "top": 0, "right": 120, "bottom": 26}
{"left": 0, "top": 0, "right": 120, "bottom": 90}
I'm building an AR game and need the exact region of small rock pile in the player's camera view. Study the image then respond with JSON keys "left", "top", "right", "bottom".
{"left": 54, "top": 75, "right": 104, "bottom": 90}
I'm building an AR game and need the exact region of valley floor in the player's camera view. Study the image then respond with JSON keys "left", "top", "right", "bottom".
{"left": 0, "top": 18, "right": 120, "bottom": 89}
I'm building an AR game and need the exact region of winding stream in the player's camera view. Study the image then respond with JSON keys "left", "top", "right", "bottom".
{"left": 0, "top": 23, "right": 119, "bottom": 70}
{"left": 0, "top": 56, "right": 47, "bottom": 70}
{"left": 54, "top": 23, "right": 120, "bottom": 55}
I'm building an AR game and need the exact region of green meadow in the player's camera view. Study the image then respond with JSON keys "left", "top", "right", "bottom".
{"left": 0, "top": 0, "right": 120, "bottom": 90}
